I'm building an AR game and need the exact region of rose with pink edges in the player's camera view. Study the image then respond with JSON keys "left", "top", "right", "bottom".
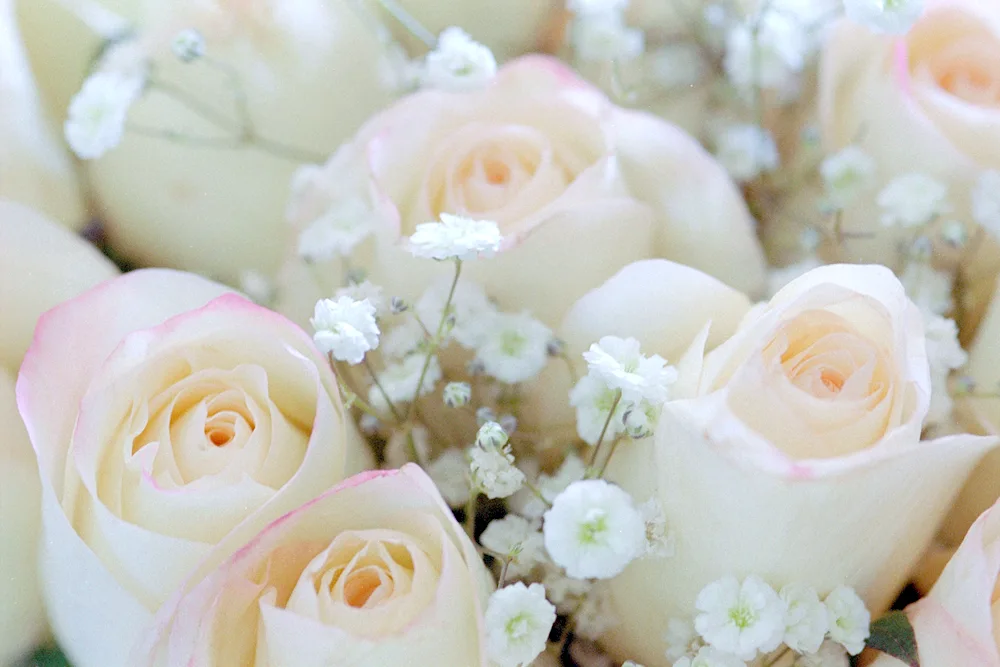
{"left": 16, "top": 268, "right": 369, "bottom": 667}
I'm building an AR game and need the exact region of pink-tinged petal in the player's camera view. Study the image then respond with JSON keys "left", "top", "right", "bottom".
{"left": 0, "top": 200, "right": 117, "bottom": 371}
{"left": 609, "top": 108, "right": 768, "bottom": 297}
{"left": 15, "top": 269, "right": 234, "bottom": 493}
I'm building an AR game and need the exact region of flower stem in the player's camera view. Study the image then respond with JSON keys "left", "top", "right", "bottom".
{"left": 586, "top": 390, "right": 622, "bottom": 478}
{"left": 497, "top": 556, "right": 511, "bottom": 588}
{"left": 375, "top": 0, "right": 438, "bottom": 48}
{"left": 364, "top": 356, "right": 404, "bottom": 423}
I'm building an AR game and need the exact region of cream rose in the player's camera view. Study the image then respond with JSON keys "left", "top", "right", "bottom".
{"left": 134, "top": 465, "right": 492, "bottom": 666}
{"left": 593, "top": 264, "right": 997, "bottom": 666}
{"left": 870, "top": 498, "right": 1000, "bottom": 666}
{"left": 75, "top": 0, "right": 395, "bottom": 282}
{"left": 15, "top": 268, "right": 370, "bottom": 667}
{"left": 1, "top": 0, "right": 87, "bottom": 228}
{"left": 818, "top": 0, "right": 1000, "bottom": 317}
{"left": 0, "top": 202, "right": 118, "bottom": 666}
{"left": 280, "top": 55, "right": 766, "bottom": 329}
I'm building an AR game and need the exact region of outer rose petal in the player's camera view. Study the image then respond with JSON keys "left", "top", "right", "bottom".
{"left": 0, "top": 200, "right": 118, "bottom": 372}
{"left": 0, "top": 369, "right": 46, "bottom": 665}
{"left": 519, "top": 260, "right": 752, "bottom": 436}
{"left": 134, "top": 465, "right": 492, "bottom": 667}
{"left": 601, "top": 398, "right": 998, "bottom": 667}
{"left": 0, "top": 1, "right": 87, "bottom": 228}
{"left": 869, "top": 500, "right": 1000, "bottom": 666}
{"left": 610, "top": 108, "right": 768, "bottom": 297}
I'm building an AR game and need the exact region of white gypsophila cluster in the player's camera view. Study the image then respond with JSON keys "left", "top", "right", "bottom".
{"left": 480, "top": 515, "right": 547, "bottom": 579}
{"left": 794, "top": 640, "right": 850, "bottom": 667}
{"left": 65, "top": 72, "right": 143, "bottom": 159}
{"left": 408, "top": 213, "right": 502, "bottom": 261}
{"left": 569, "top": 373, "right": 629, "bottom": 445}
{"left": 925, "top": 315, "right": 968, "bottom": 426}
{"left": 820, "top": 146, "right": 877, "bottom": 210}
{"left": 664, "top": 617, "right": 705, "bottom": 663}
{"left": 572, "top": 14, "right": 645, "bottom": 62}
{"left": 416, "top": 277, "right": 496, "bottom": 348}
{"left": 568, "top": 0, "right": 630, "bottom": 13}
{"left": 474, "top": 312, "right": 553, "bottom": 384}
{"left": 823, "top": 586, "right": 870, "bottom": 655}
{"left": 767, "top": 256, "right": 824, "bottom": 298}
{"left": 574, "top": 587, "right": 619, "bottom": 640}
{"left": 648, "top": 43, "right": 707, "bottom": 89}
{"left": 443, "top": 381, "right": 472, "bottom": 408}
{"left": 310, "top": 296, "right": 380, "bottom": 364}
{"left": 900, "top": 260, "right": 954, "bottom": 318}
{"left": 296, "top": 197, "right": 376, "bottom": 261}
{"left": 724, "top": 10, "right": 809, "bottom": 94}
{"left": 715, "top": 124, "right": 780, "bottom": 182}
{"left": 510, "top": 454, "right": 588, "bottom": 520}
{"left": 878, "top": 173, "right": 950, "bottom": 227}
{"left": 172, "top": 28, "right": 206, "bottom": 63}
{"left": 843, "top": 0, "right": 926, "bottom": 35}
{"left": 335, "top": 281, "right": 388, "bottom": 318}
{"left": 425, "top": 449, "right": 471, "bottom": 508}
{"left": 621, "top": 401, "right": 662, "bottom": 440}
{"left": 543, "top": 479, "right": 646, "bottom": 579}
{"left": 379, "top": 44, "right": 423, "bottom": 95}
{"left": 485, "top": 583, "right": 557, "bottom": 667}
{"left": 470, "top": 422, "right": 525, "bottom": 499}
{"left": 694, "top": 575, "right": 786, "bottom": 660}
{"left": 541, "top": 568, "right": 592, "bottom": 612}
{"left": 583, "top": 336, "right": 677, "bottom": 405}
{"left": 973, "top": 170, "right": 1000, "bottom": 242}
{"left": 423, "top": 27, "right": 497, "bottom": 92}
{"left": 638, "top": 498, "right": 675, "bottom": 559}
{"left": 674, "top": 646, "right": 747, "bottom": 667}
{"left": 368, "top": 353, "right": 442, "bottom": 410}
{"left": 238, "top": 270, "right": 275, "bottom": 305}
{"left": 780, "top": 584, "right": 829, "bottom": 654}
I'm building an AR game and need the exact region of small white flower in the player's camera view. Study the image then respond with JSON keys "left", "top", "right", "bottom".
{"left": 543, "top": 479, "right": 646, "bottom": 579}
{"left": 648, "top": 43, "right": 706, "bottom": 89}
{"left": 572, "top": 14, "right": 645, "bottom": 62}
{"left": 541, "top": 568, "right": 592, "bottom": 612}
{"left": 423, "top": 27, "right": 497, "bottom": 92}
{"left": 477, "top": 421, "right": 510, "bottom": 449}
{"left": 480, "top": 515, "right": 546, "bottom": 578}
{"left": 715, "top": 124, "right": 780, "bottom": 182}
{"left": 694, "top": 575, "right": 787, "bottom": 660}
{"left": 172, "top": 28, "right": 205, "bottom": 62}
{"left": 475, "top": 312, "right": 553, "bottom": 384}
{"left": 64, "top": 72, "right": 142, "bottom": 159}
{"left": 878, "top": 173, "right": 950, "bottom": 228}
{"left": 940, "top": 220, "right": 969, "bottom": 248}
{"left": 844, "top": 0, "right": 925, "bottom": 35}
{"left": 336, "top": 281, "right": 387, "bottom": 317}
{"left": 621, "top": 401, "right": 661, "bottom": 440}
{"left": 795, "top": 640, "right": 850, "bottom": 667}
{"left": 310, "top": 297, "right": 380, "bottom": 364}
{"left": 443, "top": 381, "right": 472, "bottom": 408}
{"left": 408, "top": 213, "right": 502, "bottom": 261}
{"left": 622, "top": 662, "right": 645, "bottom": 667}
{"left": 583, "top": 336, "right": 678, "bottom": 405}
{"left": 574, "top": 587, "right": 619, "bottom": 640}
{"left": 768, "top": 256, "right": 824, "bottom": 298}
{"left": 823, "top": 586, "right": 870, "bottom": 655}
{"left": 924, "top": 315, "right": 967, "bottom": 427}
{"left": 568, "top": 0, "right": 630, "bottom": 15}
{"left": 368, "top": 353, "right": 441, "bottom": 409}
{"left": 485, "top": 583, "right": 556, "bottom": 667}
{"left": 674, "top": 646, "right": 748, "bottom": 667}
{"left": 425, "top": 449, "right": 471, "bottom": 508}
{"left": 821, "top": 146, "right": 877, "bottom": 209}
{"left": 664, "top": 617, "right": 704, "bottom": 663}
{"left": 569, "top": 372, "right": 628, "bottom": 445}
{"left": 900, "top": 261, "right": 954, "bottom": 318}
{"left": 510, "top": 454, "right": 588, "bottom": 521}
{"left": 238, "top": 270, "right": 275, "bottom": 305}
{"left": 724, "top": 11, "right": 808, "bottom": 92}
{"left": 638, "top": 498, "right": 674, "bottom": 559}
{"left": 416, "top": 277, "right": 497, "bottom": 348}
{"left": 296, "top": 196, "right": 376, "bottom": 261}
{"left": 780, "top": 583, "right": 828, "bottom": 654}
{"left": 972, "top": 170, "right": 1000, "bottom": 241}
{"left": 470, "top": 446, "right": 525, "bottom": 499}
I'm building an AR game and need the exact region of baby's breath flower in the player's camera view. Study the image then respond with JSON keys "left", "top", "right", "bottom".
{"left": 541, "top": 568, "right": 592, "bottom": 612}
{"left": 638, "top": 498, "right": 674, "bottom": 559}
{"left": 674, "top": 646, "right": 747, "bottom": 667}
{"left": 470, "top": 444, "right": 525, "bottom": 499}
{"left": 296, "top": 197, "right": 376, "bottom": 261}
{"left": 823, "top": 586, "right": 870, "bottom": 656}
{"left": 381, "top": 319, "right": 426, "bottom": 360}
{"left": 568, "top": 0, "right": 630, "bottom": 14}
{"left": 583, "top": 336, "right": 678, "bottom": 405}
{"left": 925, "top": 315, "right": 968, "bottom": 426}
{"left": 821, "top": 146, "right": 876, "bottom": 209}
{"left": 367, "top": 353, "right": 441, "bottom": 410}
{"left": 715, "top": 124, "right": 780, "bottom": 182}
{"left": 475, "top": 312, "right": 553, "bottom": 384}
{"left": 725, "top": 12, "right": 808, "bottom": 92}
{"left": 416, "top": 277, "right": 496, "bottom": 348}
{"left": 336, "top": 280, "right": 387, "bottom": 317}
{"left": 477, "top": 421, "right": 509, "bottom": 449}
{"left": 408, "top": 213, "right": 502, "bottom": 261}
{"left": 973, "top": 169, "right": 1000, "bottom": 241}
{"left": 543, "top": 479, "right": 646, "bottom": 579}
{"left": 172, "top": 28, "right": 205, "bottom": 62}
{"left": 310, "top": 296, "right": 380, "bottom": 364}
{"left": 485, "top": 583, "right": 556, "bottom": 667}
{"left": 694, "top": 575, "right": 786, "bottom": 660}
{"left": 65, "top": 72, "right": 142, "bottom": 159}
{"left": 621, "top": 401, "right": 660, "bottom": 440}
{"left": 238, "top": 270, "right": 275, "bottom": 305}
{"left": 443, "top": 381, "right": 472, "bottom": 408}
{"left": 480, "top": 515, "right": 546, "bottom": 579}
{"left": 423, "top": 27, "right": 497, "bottom": 92}
{"left": 574, "top": 587, "right": 619, "bottom": 640}
{"left": 780, "top": 583, "right": 828, "bottom": 654}
{"left": 425, "top": 448, "right": 471, "bottom": 508}
{"left": 510, "top": 454, "right": 588, "bottom": 521}
{"left": 844, "top": 0, "right": 925, "bottom": 34}
{"left": 878, "top": 173, "right": 950, "bottom": 228}
{"left": 900, "top": 260, "right": 953, "bottom": 318}
{"left": 664, "top": 617, "right": 704, "bottom": 663}
{"left": 572, "top": 14, "right": 645, "bottom": 62}
{"left": 569, "top": 373, "right": 627, "bottom": 445}
{"left": 795, "top": 640, "right": 850, "bottom": 667}
{"left": 648, "top": 44, "right": 706, "bottom": 89}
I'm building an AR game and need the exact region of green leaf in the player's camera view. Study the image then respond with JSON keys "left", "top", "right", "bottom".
{"left": 867, "top": 610, "right": 920, "bottom": 667}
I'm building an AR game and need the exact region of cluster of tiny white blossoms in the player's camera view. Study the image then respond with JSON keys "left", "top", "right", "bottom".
{"left": 64, "top": 71, "right": 143, "bottom": 159}
{"left": 469, "top": 421, "right": 526, "bottom": 499}
{"left": 878, "top": 173, "right": 951, "bottom": 228}
{"left": 715, "top": 124, "right": 780, "bottom": 183}
{"left": 567, "top": 0, "right": 645, "bottom": 63}
{"left": 843, "top": 0, "right": 926, "bottom": 34}
{"left": 408, "top": 213, "right": 503, "bottom": 261}
{"left": 423, "top": 26, "right": 497, "bottom": 92}
{"left": 310, "top": 296, "right": 380, "bottom": 364}
{"left": 485, "top": 583, "right": 557, "bottom": 667}
{"left": 655, "top": 576, "right": 870, "bottom": 666}
{"left": 296, "top": 196, "right": 377, "bottom": 262}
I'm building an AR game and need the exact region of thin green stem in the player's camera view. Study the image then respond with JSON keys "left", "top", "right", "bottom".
{"left": 364, "top": 356, "right": 404, "bottom": 423}
{"left": 595, "top": 437, "right": 625, "bottom": 478}
{"left": 376, "top": 0, "right": 438, "bottom": 48}
{"left": 497, "top": 556, "right": 511, "bottom": 588}
{"left": 150, "top": 77, "right": 237, "bottom": 131}
{"left": 586, "top": 391, "right": 622, "bottom": 478}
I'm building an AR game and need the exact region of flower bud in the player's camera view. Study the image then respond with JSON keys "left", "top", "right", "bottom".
{"left": 443, "top": 381, "right": 472, "bottom": 408}
{"left": 476, "top": 421, "right": 509, "bottom": 450}
{"left": 172, "top": 29, "right": 205, "bottom": 63}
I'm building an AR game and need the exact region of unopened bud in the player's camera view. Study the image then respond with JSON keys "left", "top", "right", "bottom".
{"left": 443, "top": 381, "right": 472, "bottom": 408}
{"left": 476, "top": 421, "right": 509, "bottom": 449}
{"left": 172, "top": 29, "right": 205, "bottom": 63}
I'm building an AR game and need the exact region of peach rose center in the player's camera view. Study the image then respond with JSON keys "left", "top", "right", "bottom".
{"left": 909, "top": 15, "right": 1000, "bottom": 107}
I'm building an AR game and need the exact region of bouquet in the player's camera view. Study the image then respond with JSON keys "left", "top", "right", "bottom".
{"left": 3, "top": 0, "right": 1000, "bottom": 665}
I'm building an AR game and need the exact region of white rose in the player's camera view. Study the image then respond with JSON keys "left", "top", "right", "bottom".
{"left": 594, "top": 264, "right": 996, "bottom": 666}
{"left": 0, "top": 201, "right": 118, "bottom": 665}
